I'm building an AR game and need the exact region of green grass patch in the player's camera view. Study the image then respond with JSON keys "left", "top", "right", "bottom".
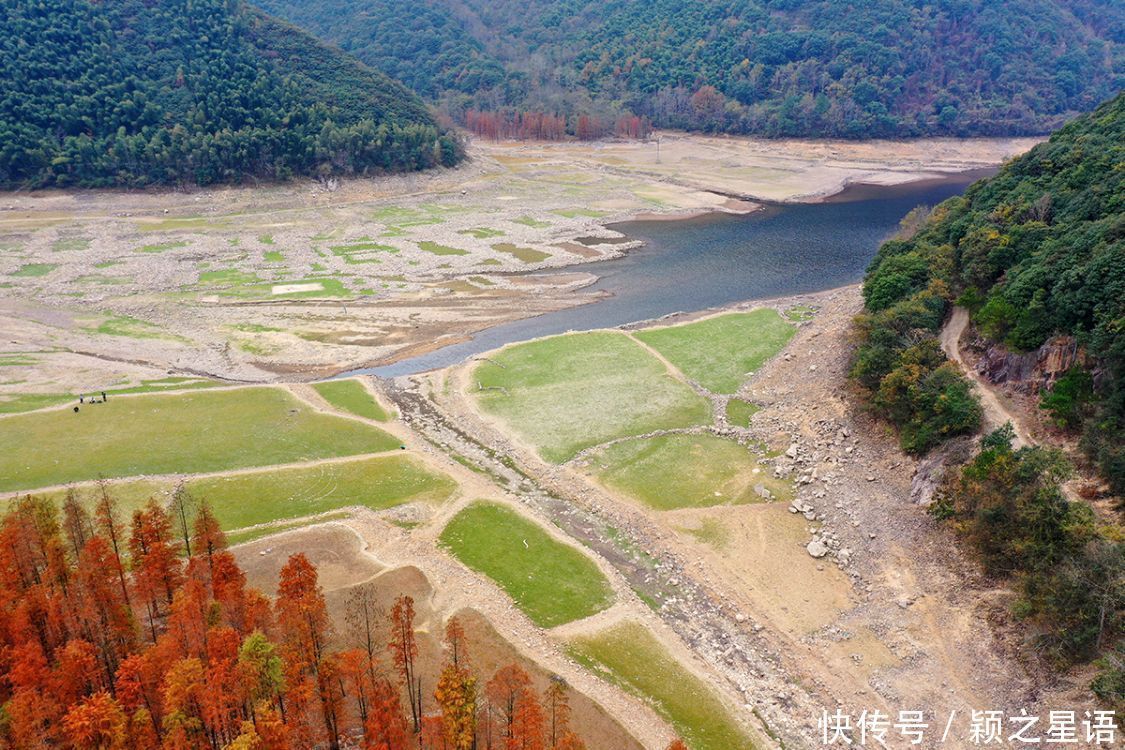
{"left": 191, "top": 454, "right": 454, "bottom": 530}
{"left": 0, "top": 386, "right": 399, "bottom": 492}
{"left": 88, "top": 314, "right": 176, "bottom": 340}
{"left": 372, "top": 205, "right": 443, "bottom": 227}
{"left": 512, "top": 216, "right": 551, "bottom": 229}
{"left": 236, "top": 340, "right": 279, "bottom": 356}
{"left": 258, "top": 234, "right": 274, "bottom": 245}
{"left": 122, "top": 377, "right": 218, "bottom": 393}
{"left": 138, "top": 240, "right": 189, "bottom": 254}
{"left": 11, "top": 263, "right": 56, "bottom": 277}
{"left": 458, "top": 227, "right": 505, "bottom": 239}
{"left": 551, "top": 208, "right": 607, "bottom": 219}
{"left": 0, "top": 393, "right": 72, "bottom": 415}
{"left": 75, "top": 274, "right": 130, "bottom": 285}
{"left": 418, "top": 241, "right": 468, "bottom": 257}
{"left": 784, "top": 305, "right": 816, "bottom": 322}
{"left": 0, "top": 355, "right": 38, "bottom": 367}
{"left": 588, "top": 434, "right": 788, "bottom": 510}
{"left": 226, "top": 512, "right": 352, "bottom": 546}
{"left": 568, "top": 621, "right": 754, "bottom": 750}
{"left": 229, "top": 323, "right": 282, "bottom": 333}
{"left": 634, "top": 310, "right": 795, "bottom": 394}
{"left": 682, "top": 518, "right": 731, "bottom": 550}
{"left": 94, "top": 260, "right": 119, "bottom": 269}
{"left": 263, "top": 250, "right": 283, "bottom": 262}
{"left": 52, "top": 237, "right": 91, "bottom": 252}
{"left": 725, "top": 399, "right": 761, "bottom": 427}
{"left": 474, "top": 332, "right": 710, "bottom": 463}
{"left": 491, "top": 243, "right": 551, "bottom": 263}
{"left": 330, "top": 242, "right": 398, "bottom": 264}
{"left": 7, "top": 479, "right": 166, "bottom": 519}
{"left": 439, "top": 501, "right": 613, "bottom": 627}
{"left": 199, "top": 269, "right": 264, "bottom": 286}
{"left": 311, "top": 379, "right": 391, "bottom": 422}
{"left": 0, "top": 378, "right": 219, "bottom": 416}
{"left": 272, "top": 278, "right": 350, "bottom": 298}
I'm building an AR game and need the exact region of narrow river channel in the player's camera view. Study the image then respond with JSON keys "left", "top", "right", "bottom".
{"left": 345, "top": 170, "right": 992, "bottom": 378}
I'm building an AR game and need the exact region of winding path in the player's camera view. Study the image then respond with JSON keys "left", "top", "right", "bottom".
{"left": 940, "top": 306, "right": 1029, "bottom": 449}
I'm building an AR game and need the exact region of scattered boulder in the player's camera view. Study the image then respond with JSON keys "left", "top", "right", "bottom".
{"left": 806, "top": 539, "right": 829, "bottom": 558}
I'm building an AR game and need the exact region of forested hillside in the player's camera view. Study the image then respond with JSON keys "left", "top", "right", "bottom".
{"left": 853, "top": 92, "right": 1123, "bottom": 488}
{"left": 0, "top": 0, "right": 462, "bottom": 188}
{"left": 255, "top": 0, "right": 1123, "bottom": 138}
{"left": 852, "top": 91, "right": 1124, "bottom": 708}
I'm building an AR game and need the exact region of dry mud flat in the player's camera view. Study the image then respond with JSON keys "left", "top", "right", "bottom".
{"left": 396, "top": 285, "right": 1092, "bottom": 749}
{"left": 0, "top": 133, "right": 1037, "bottom": 398}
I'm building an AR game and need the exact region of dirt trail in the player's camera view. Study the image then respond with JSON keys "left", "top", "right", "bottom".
{"left": 940, "top": 307, "right": 1029, "bottom": 448}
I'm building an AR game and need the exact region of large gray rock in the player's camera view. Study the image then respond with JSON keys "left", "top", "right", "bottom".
{"left": 806, "top": 539, "right": 829, "bottom": 558}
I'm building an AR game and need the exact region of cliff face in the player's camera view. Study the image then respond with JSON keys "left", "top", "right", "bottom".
{"left": 972, "top": 335, "right": 1087, "bottom": 393}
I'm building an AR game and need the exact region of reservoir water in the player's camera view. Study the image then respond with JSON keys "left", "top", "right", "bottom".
{"left": 346, "top": 171, "right": 989, "bottom": 378}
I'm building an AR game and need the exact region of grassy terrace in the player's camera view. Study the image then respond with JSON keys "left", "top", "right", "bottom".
{"left": 192, "top": 454, "right": 454, "bottom": 530}
{"left": 588, "top": 434, "right": 790, "bottom": 510}
{"left": 440, "top": 501, "right": 613, "bottom": 627}
{"left": 0, "top": 386, "right": 398, "bottom": 492}
{"left": 634, "top": 310, "right": 794, "bottom": 394}
{"left": 0, "top": 377, "right": 219, "bottom": 416}
{"left": 16, "top": 454, "right": 454, "bottom": 534}
{"left": 568, "top": 621, "right": 755, "bottom": 750}
{"left": 312, "top": 378, "right": 391, "bottom": 421}
{"left": 473, "top": 331, "right": 710, "bottom": 463}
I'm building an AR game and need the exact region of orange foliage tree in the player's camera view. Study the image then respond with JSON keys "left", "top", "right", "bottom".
{"left": 0, "top": 490, "right": 602, "bottom": 750}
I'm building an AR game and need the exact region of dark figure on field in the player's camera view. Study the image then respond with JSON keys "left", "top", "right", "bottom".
{"left": 79, "top": 395, "right": 84, "bottom": 403}
{"left": 73, "top": 406, "right": 79, "bottom": 413}
{"left": 101, "top": 391, "right": 106, "bottom": 401}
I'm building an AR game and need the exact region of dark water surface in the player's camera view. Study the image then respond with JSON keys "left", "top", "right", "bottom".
{"left": 345, "top": 171, "right": 989, "bottom": 378}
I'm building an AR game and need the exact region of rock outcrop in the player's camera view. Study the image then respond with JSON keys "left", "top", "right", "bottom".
{"left": 973, "top": 334, "right": 1086, "bottom": 393}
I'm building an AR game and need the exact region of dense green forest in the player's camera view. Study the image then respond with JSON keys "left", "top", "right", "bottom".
{"left": 854, "top": 93, "right": 1123, "bottom": 707}
{"left": 0, "top": 0, "right": 462, "bottom": 188}
{"left": 853, "top": 93, "right": 1124, "bottom": 490}
{"left": 254, "top": 0, "right": 1123, "bottom": 138}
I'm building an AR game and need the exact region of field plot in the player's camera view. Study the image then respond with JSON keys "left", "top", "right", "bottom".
{"left": 0, "top": 387, "right": 399, "bottom": 492}
{"left": 192, "top": 454, "right": 454, "bottom": 530}
{"left": 225, "top": 512, "right": 352, "bottom": 546}
{"left": 568, "top": 621, "right": 755, "bottom": 750}
{"left": 312, "top": 378, "right": 391, "bottom": 421}
{"left": 473, "top": 332, "right": 710, "bottom": 462}
{"left": 586, "top": 434, "right": 790, "bottom": 510}
{"left": 439, "top": 501, "right": 614, "bottom": 627}
{"left": 634, "top": 310, "right": 794, "bottom": 394}
{"left": 17, "top": 454, "right": 454, "bottom": 533}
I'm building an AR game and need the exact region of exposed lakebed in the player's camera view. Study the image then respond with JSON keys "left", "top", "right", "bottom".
{"left": 349, "top": 171, "right": 991, "bottom": 378}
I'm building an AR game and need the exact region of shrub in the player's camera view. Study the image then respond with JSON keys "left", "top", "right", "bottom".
{"left": 938, "top": 427, "right": 1122, "bottom": 664}
{"left": 1040, "top": 366, "right": 1095, "bottom": 429}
